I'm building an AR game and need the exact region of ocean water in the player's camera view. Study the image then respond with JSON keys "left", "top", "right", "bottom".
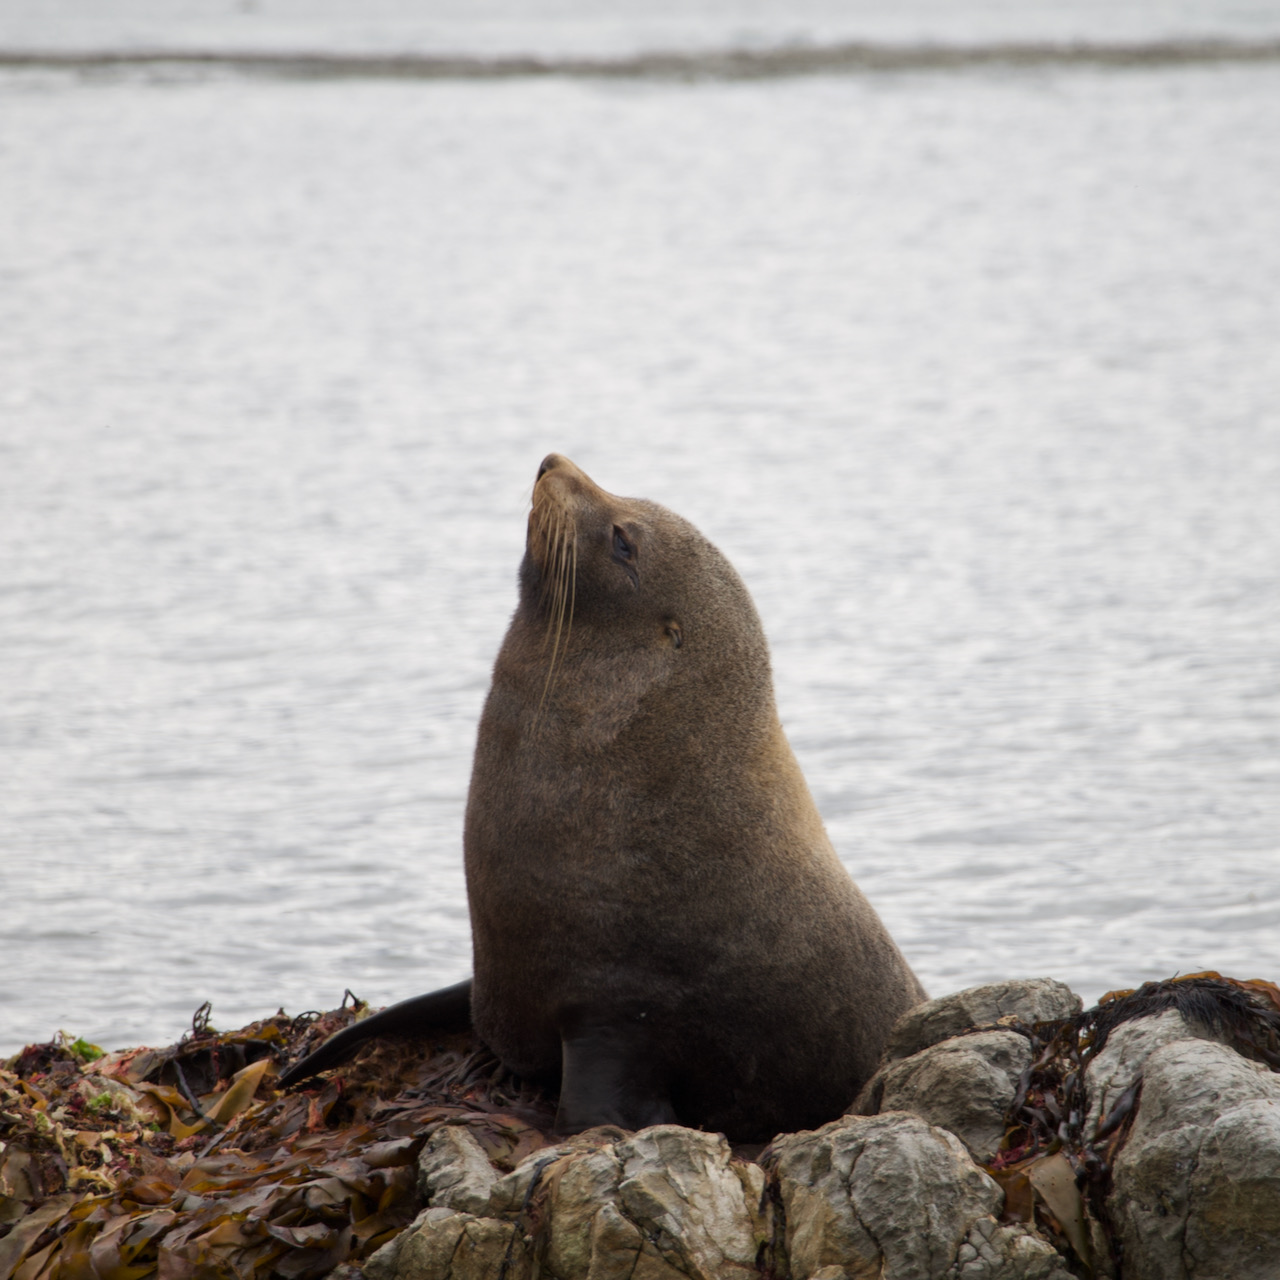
{"left": 1, "top": 2, "right": 1278, "bottom": 1056}
{"left": 5, "top": 0, "right": 1280, "bottom": 58}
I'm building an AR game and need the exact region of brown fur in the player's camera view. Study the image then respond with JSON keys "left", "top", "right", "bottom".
{"left": 464, "top": 454, "right": 925, "bottom": 1142}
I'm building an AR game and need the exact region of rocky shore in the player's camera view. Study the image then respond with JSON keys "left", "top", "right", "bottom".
{"left": 3, "top": 974, "right": 1278, "bottom": 1279}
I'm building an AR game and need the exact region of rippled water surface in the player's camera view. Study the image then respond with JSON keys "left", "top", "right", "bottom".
{"left": 2, "top": 4, "right": 1278, "bottom": 1056}
{"left": 7, "top": 0, "right": 1280, "bottom": 57}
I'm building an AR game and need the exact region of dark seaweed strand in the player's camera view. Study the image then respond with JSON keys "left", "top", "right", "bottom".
{"left": 1087, "top": 975, "right": 1280, "bottom": 1067}
{"left": 985, "top": 974, "right": 1280, "bottom": 1274}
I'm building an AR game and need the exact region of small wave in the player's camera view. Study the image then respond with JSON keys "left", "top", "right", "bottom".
{"left": 3, "top": 38, "right": 1280, "bottom": 81}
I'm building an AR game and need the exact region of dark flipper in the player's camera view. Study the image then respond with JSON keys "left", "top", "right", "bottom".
{"left": 277, "top": 978, "right": 473, "bottom": 1089}
{"left": 554, "top": 1012, "right": 678, "bottom": 1134}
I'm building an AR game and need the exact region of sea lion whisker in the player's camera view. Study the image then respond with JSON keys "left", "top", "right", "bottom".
{"left": 535, "top": 503, "right": 570, "bottom": 644}
{"left": 568, "top": 530, "right": 577, "bottom": 641}
{"left": 537, "top": 506, "right": 563, "bottom": 632}
{"left": 534, "top": 503, "right": 558, "bottom": 617}
{"left": 535, "top": 504, "right": 556, "bottom": 641}
{"left": 548, "top": 506, "right": 569, "bottom": 630}
{"left": 537, "top": 512, "right": 574, "bottom": 719}
{"left": 547, "top": 523, "right": 576, "bottom": 677}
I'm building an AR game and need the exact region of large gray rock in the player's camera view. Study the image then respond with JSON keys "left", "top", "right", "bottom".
{"left": 612, "top": 1126, "right": 766, "bottom": 1279}
{"left": 542, "top": 1125, "right": 766, "bottom": 1280}
{"left": 770, "top": 1112, "right": 1071, "bottom": 1280}
{"left": 852, "top": 1030, "right": 1032, "bottom": 1163}
{"left": 1108, "top": 1037, "right": 1280, "bottom": 1280}
{"left": 884, "top": 980, "right": 1082, "bottom": 1062}
{"left": 380, "top": 1124, "right": 767, "bottom": 1280}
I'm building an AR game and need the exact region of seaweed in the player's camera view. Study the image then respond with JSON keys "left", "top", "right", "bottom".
{"left": 0, "top": 1000, "right": 556, "bottom": 1280}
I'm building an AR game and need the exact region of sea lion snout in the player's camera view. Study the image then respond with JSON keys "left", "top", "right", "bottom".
{"left": 529, "top": 454, "right": 611, "bottom": 572}
{"left": 536, "top": 452, "right": 567, "bottom": 480}
{"left": 534, "top": 452, "right": 598, "bottom": 502}
{"left": 528, "top": 455, "right": 581, "bottom": 580}
{"left": 536, "top": 452, "right": 590, "bottom": 487}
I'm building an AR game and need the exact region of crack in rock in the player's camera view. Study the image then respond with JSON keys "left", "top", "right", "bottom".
{"left": 770, "top": 1112, "right": 1058, "bottom": 1280}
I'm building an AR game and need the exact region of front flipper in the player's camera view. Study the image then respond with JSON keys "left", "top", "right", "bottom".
{"left": 555, "top": 1012, "right": 678, "bottom": 1134}
{"left": 278, "top": 978, "right": 473, "bottom": 1088}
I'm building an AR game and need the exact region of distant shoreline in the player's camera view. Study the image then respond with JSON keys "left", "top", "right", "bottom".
{"left": 4, "top": 37, "right": 1280, "bottom": 81}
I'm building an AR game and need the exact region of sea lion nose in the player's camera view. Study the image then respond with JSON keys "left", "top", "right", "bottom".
{"left": 537, "top": 454, "right": 566, "bottom": 481}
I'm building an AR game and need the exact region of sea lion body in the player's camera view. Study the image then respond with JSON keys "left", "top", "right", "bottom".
{"left": 464, "top": 455, "right": 924, "bottom": 1140}
{"left": 280, "top": 455, "right": 924, "bottom": 1141}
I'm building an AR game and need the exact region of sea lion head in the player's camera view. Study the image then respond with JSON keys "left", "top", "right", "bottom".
{"left": 514, "top": 453, "right": 773, "bottom": 733}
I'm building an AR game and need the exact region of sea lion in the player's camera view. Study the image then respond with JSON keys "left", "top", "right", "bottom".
{"left": 280, "top": 454, "right": 925, "bottom": 1141}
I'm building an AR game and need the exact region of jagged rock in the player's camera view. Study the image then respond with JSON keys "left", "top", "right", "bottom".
{"left": 417, "top": 1126, "right": 502, "bottom": 1215}
{"left": 362, "top": 1207, "right": 514, "bottom": 1280}
{"left": 883, "top": 979, "right": 1082, "bottom": 1062}
{"left": 402, "top": 1207, "right": 517, "bottom": 1280}
{"left": 611, "top": 1126, "right": 766, "bottom": 1278}
{"left": 384, "top": 1124, "right": 766, "bottom": 1280}
{"left": 540, "top": 1124, "right": 767, "bottom": 1280}
{"left": 1108, "top": 1037, "right": 1280, "bottom": 1280}
{"left": 946, "top": 1216, "right": 1078, "bottom": 1280}
{"left": 852, "top": 1030, "right": 1032, "bottom": 1162}
{"left": 769, "top": 1112, "right": 1071, "bottom": 1280}
{"left": 538, "top": 1139, "right": 629, "bottom": 1276}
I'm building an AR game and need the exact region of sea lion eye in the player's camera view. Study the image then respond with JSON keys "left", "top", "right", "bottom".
{"left": 612, "top": 528, "right": 634, "bottom": 562}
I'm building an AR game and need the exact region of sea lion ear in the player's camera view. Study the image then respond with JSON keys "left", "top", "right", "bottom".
{"left": 665, "top": 621, "right": 683, "bottom": 649}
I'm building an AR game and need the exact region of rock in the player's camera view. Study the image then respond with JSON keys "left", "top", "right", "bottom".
{"left": 947, "top": 1215, "right": 1079, "bottom": 1280}
{"left": 417, "top": 1126, "right": 502, "bottom": 1215}
{"left": 539, "top": 1142, "right": 628, "bottom": 1277}
{"left": 540, "top": 1125, "right": 766, "bottom": 1280}
{"left": 1083, "top": 1007, "right": 1220, "bottom": 1138}
{"left": 770, "top": 1112, "right": 1071, "bottom": 1280}
{"left": 612, "top": 1126, "right": 766, "bottom": 1279}
{"left": 365, "top": 984, "right": 1280, "bottom": 1280}
{"left": 883, "top": 980, "right": 1082, "bottom": 1063}
{"left": 852, "top": 1030, "right": 1032, "bottom": 1162}
{"left": 393, "top": 1207, "right": 517, "bottom": 1280}
{"left": 1108, "top": 1037, "right": 1280, "bottom": 1280}
{"left": 388, "top": 1124, "right": 766, "bottom": 1280}
{"left": 362, "top": 1211, "right": 422, "bottom": 1280}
